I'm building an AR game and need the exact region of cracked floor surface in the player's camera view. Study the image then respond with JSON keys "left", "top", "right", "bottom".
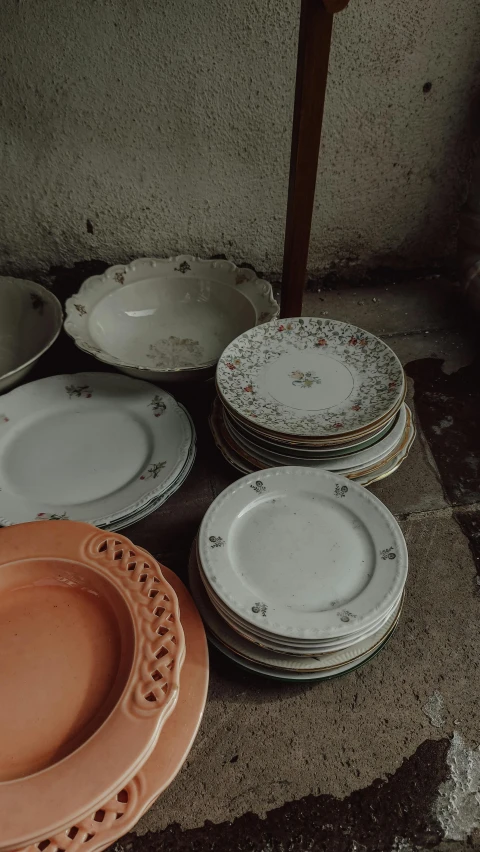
{"left": 38, "top": 272, "right": 480, "bottom": 851}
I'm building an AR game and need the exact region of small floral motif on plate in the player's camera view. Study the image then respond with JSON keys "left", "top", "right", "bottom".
{"left": 65, "top": 385, "right": 92, "bottom": 399}
{"left": 140, "top": 461, "right": 166, "bottom": 481}
{"left": 289, "top": 370, "right": 322, "bottom": 388}
{"left": 252, "top": 602, "right": 268, "bottom": 617}
{"left": 209, "top": 536, "right": 225, "bottom": 548}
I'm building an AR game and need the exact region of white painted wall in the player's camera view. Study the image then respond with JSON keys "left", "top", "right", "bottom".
{"left": 1, "top": 0, "right": 479, "bottom": 278}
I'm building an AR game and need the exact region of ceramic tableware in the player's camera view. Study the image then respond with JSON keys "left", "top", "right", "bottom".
{"left": 16, "top": 565, "right": 208, "bottom": 852}
{"left": 64, "top": 257, "right": 279, "bottom": 383}
{"left": 0, "top": 277, "right": 62, "bottom": 393}
{"left": 0, "top": 373, "right": 194, "bottom": 527}
{"left": 221, "top": 402, "right": 409, "bottom": 472}
{"left": 0, "top": 523, "right": 184, "bottom": 852}
{"left": 207, "top": 628, "right": 396, "bottom": 682}
{"left": 190, "top": 543, "right": 403, "bottom": 669}
{"left": 224, "top": 405, "right": 400, "bottom": 458}
{"left": 198, "top": 467, "right": 408, "bottom": 642}
{"left": 209, "top": 400, "right": 415, "bottom": 486}
{"left": 216, "top": 317, "right": 404, "bottom": 441}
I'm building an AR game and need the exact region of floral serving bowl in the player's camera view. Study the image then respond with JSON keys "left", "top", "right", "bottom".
{"left": 64, "top": 256, "right": 279, "bottom": 383}
{"left": 0, "top": 277, "right": 63, "bottom": 393}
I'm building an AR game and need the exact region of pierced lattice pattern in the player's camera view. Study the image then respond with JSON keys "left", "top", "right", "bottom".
{"left": 19, "top": 777, "right": 144, "bottom": 852}
{"left": 85, "top": 532, "right": 184, "bottom": 715}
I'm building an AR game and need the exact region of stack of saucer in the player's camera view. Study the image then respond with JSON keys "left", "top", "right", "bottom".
{"left": 211, "top": 317, "right": 414, "bottom": 485}
{"left": 190, "top": 467, "right": 408, "bottom": 681}
{"left": 0, "top": 372, "right": 196, "bottom": 530}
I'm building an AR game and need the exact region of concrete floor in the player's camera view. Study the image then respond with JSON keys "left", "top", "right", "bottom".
{"left": 40, "top": 273, "right": 480, "bottom": 851}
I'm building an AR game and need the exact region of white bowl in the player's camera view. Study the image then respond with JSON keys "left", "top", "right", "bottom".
{"left": 64, "top": 256, "right": 279, "bottom": 383}
{"left": 0, "top": 278, "right": 63, "bottom": 393}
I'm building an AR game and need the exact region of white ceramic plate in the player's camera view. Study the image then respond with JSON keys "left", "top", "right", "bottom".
{"left": 207, "top": 628, "right": 396, "bottom": 682}
{"left": 199, "top": 467, "right": 408, "bottom": 640}
{"left": 216, "top": 317, "right": 404, "bottom": 439}
{"left": 0, "top": 373, "right": 194, "bottom": 526}
{"left": 64, "top": 257, "right": 279, "bottom": 383}
{"left": 190, "top": 545, "right": 403, "bottom": 671}
{"left": 193, "top": 542, "right": 403, "bottom": 653}
{"left": 224, "top": 406, "right": 398, "bottom": 458}
{"left": 223, "top": 404, "right": 408, "bottom": 472}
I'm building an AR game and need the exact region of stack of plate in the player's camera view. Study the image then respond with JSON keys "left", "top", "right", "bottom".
{"left": 211, "top": 317, "right": 415, "bottom": 485}
{"left": 0, "top": 372, "right": 196, "bottom": 530}
{"left": 0, "top": 521, "right": 208, "bottom": 852}
{"left": 189, "top": 467, "right": 408, "bottom": 682}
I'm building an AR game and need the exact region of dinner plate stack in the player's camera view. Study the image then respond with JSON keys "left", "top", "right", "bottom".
{"left": 190, "top": 467, "right": 408, "bottom": 681}
{"left": 211, "top": 317, "right": 415, "bottom": 485}
{"left": 0, "top": 372, "right": 196, "bottom": 530}
{"left": 0, "top": 521, "right": 209, "bottom": 852}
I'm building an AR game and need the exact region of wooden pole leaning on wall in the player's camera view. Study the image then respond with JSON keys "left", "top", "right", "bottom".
{"left": 280, "top": 0, "right": 350, "bottom": 319}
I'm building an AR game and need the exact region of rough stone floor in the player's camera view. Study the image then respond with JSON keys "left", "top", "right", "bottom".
{"left": 41, "top": 273, "right": 480, "bottom": 851}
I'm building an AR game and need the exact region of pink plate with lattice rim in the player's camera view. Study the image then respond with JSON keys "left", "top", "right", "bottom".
{"left": 15, "top": 565, "right": 209, "bottom": 852}
{"left": 0, "top": 522, "right": 185, "bottom": 852}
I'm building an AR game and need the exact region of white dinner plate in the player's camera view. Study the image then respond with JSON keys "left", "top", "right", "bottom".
{"left": 216, "top": 317, "right": 404, "bottom": 439}
{"left": 0, "top": 373, "right": 194, "bottom": 526}
{"left": 199, "top": 467, "right": 408, "bottom": 640}
{"left": 190, "top": 546, "right": 403, "bottom": 672}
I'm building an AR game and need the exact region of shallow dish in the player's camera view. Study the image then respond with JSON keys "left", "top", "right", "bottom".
{"left": 216, "top": 317, "right": 404, "bottom": 439}
{"left": 0, "top": 523, "right": 184, "bottom": 851}
{"left": 0, "top": 277, "right": 62, "bottom": 393}
{"left": 64, "top": 256, "right": 279, "bottom": 383}
{"left": 17, "top": 564, "right": 208, "bottom": 852}
{"left": 198, "top": 467, "right": 408, "bottom": 641}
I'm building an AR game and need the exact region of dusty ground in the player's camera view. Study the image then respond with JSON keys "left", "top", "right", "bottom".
{"left": 40, "top": 273, "right": 480, "bottom": 851}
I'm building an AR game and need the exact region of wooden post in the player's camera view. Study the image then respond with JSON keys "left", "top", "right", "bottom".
{"left": 281, "top": 0, "right": 349, "bottom": 318}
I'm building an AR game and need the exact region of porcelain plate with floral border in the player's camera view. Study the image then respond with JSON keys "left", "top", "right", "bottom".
{"left": 216, "top": 317, "right": 404, "bottom": 439}
{"left": 198, "top": 467, "right": 408, "bottom": 641}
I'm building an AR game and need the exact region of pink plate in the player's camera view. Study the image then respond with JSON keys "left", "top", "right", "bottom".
{"left": 0, "top": 523, "right": 185, "bottom": 852}
{"left": 15, "top": 565, "right": 209, "bottom": 852}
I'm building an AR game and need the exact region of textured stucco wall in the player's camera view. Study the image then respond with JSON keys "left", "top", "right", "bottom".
{"left": 0, "top": 0, "right": 479, "bottom": 278}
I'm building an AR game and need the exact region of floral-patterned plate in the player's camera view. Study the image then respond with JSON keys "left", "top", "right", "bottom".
{"left": 198, "top": 467, "right": 408, "bottom": 641}
{"left": 64, "top": 256, "right": 279, "bottom": 384}
{"left": 222, "top": 402, "right": 408, "bottom": 472}
{"left": 195, "top": 540, "right": 403, "bottom": 653}
{"left": 0, "top": 373, "right": 194, "bottom": 527}
{"left": 216, "top": 317, "right": 405, "bottom": 440}
{"left": 0, "top": 524, "right": 184, "bottom": 851}
{"left": 190, "top": 543, "right": 403, "bottom": 670}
